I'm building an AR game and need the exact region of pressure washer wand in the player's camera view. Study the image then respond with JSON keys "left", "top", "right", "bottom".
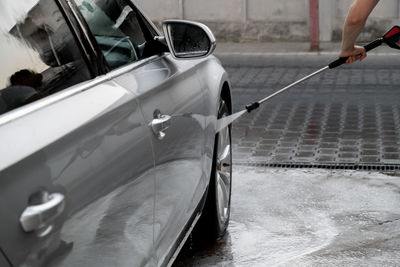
{"left": 216, "top": 25, "right": 400, "bottom": 133}
{"left": 245, "top": 66, "right": 329, "bottom": 113}
{"left": 244, "top": 25, "right": 400, "bottom": 114}
{"left": 245, "top": 36, "right": 389, "bottom": 113}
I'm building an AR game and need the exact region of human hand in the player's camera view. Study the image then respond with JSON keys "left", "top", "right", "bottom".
{"left": 339, "top": 45, "right": 367, "bottom": 64}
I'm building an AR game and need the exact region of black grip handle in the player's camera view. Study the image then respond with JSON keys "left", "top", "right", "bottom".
{"left": 364, "top": 38, "right": 383, "bottom": 52}
{"left": 328, "top": 38, "right": 384, "bottom": 69}
{"left": 328, "top": 57, "right": 348, "bottom": 69}
{"left": 246, "top": 102, "right": 260, "bottom": 113}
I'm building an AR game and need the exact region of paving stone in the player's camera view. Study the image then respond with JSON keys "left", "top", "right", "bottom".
{"left": 238, "top": 142, "right": 258, "bottom": 148}
{"left": 296, "top": 152, "right": 315, "bottom": 158}
{"left": 263, "top": 132, "right": 283, "bottom": 139}
{"left": 383, "top": 147, "right": 399, "bottom": 153}
{"left": 300, "top": 140, "right": 319, "bottom": 146}
{"left": 298, "top": 145, "right": 317, "bottom": 151}
{"left": 319, "top": 143, "right": 339, "bottom": 149}
{"left": 257, "top": 145, "right": 275, "bottom": 151}
{"left": 340, "top": 147, "right": 359, "bottom": 152}
{"left": 360, "top": 157, "right": 381, "bottom": 163}
{"left": 284, "top": 132, "right": 302, "bottom": 138}
{"left": 321, "top": 133, "right": 339, "bottom": 138}
{"left": 280, "top": 137, "right": 299, "bottom": 143}
{"left": 272, "top": 155, "right": 292, "bottom": 162}
{"left": 252, "top": 151, "right": 272, "bottom": 157}
{"left": 362, "top": 144, "right": 379, "bottom": 149}
{"left": 233, "top": 153, "right": 250, "bottom": 160}
{"left": 340, "top": 140, "right": 359, "bottom": 146}
{"left": 260, "top": 139, "right": 279, "bottom": 145}
{"left": 361, "top": 150, "right": 380, "bottom": 156}
{"left": 317, "top": 156, "right": 336, "bottom": 162}
{"left": 237, "top": 147, "right": 254, "bottom": 153}
{"left": 338, "top": 153, "right": 359, "bottom": 159}
{"left": 287, "top": 126, "right": 305, "bottom": 131}
{"left": 318, "top": 149, "right": 337, "bottom": 155}
{"left": 302, "top": 134, "right": 321, "bottom": 140}
{"left": 321, "top": 137, "right": 339, "bottom": 143}
{"left": 279, "top": 142, "right": 298, "bottom": 148}
{"left": 276, "top": 148, "right": 295, "bottom": 154}
{"left": 382, "top": 154, "right": 400, "bottom": 160}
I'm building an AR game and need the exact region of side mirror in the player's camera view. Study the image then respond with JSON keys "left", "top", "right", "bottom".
{"left": 162, "top": 20, "right": 216, "bottom": 59}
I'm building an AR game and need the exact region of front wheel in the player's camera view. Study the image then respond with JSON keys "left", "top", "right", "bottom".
{"left": 196, "top": 99, "right": 232, "bottom": 241}
{"left": 214, "top": 100, "right": 232, "bottom": 235}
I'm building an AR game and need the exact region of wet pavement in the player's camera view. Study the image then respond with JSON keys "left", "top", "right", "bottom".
{"left": 174, "top": 167, "right": 400, "bottom": 266}
{"left": 173, "top": 54, "right": 400, "bottom": 266}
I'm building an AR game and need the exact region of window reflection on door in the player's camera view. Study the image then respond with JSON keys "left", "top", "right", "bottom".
{"left": 75, "top": 0, "right": 148, "bottom": 70}
{"left": 0, "top": 0, "right": 91, "bottom": 115}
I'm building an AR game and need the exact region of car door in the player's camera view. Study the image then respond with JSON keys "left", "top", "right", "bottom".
{"left": 71, "top": 0, "right": 208, "bottom": 263}
{"left": 0, "top": 1, "right": 156, "bottom": 266}
{"left": 116, "top": 56, "right": 208, "bottom": 265}
{"left": 118, "top": 10, "right": 208, "bottom": 266}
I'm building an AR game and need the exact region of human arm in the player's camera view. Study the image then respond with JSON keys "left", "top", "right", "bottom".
{"left": 339, "top": 0, "right": 380, "bottom": 64}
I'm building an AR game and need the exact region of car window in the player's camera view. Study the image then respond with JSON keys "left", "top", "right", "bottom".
{"left": 74, "top": 0, "right": 156, "bottom": 70}
{"left": 0, "top": 0, "right": 92, "bottom": 116}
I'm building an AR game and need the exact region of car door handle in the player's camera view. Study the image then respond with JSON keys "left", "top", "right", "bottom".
{"left": 150, "top": 114, "right": 171, "bottom": 140}
{"left": 20, "top": 193, "right": 65, "bottom": 232}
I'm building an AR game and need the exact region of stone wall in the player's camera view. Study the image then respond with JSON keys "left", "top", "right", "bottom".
{"left": 134, "top": 0, "right": 400, "bottom": 42}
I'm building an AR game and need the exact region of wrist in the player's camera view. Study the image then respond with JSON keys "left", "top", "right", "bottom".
{"left": 341, "top": 44, "right": 355, "bottom": 53}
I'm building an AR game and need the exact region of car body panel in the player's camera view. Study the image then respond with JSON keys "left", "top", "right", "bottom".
{"left": 112, "top": 54, "right": 209, "bottom": 264}
{"left": 0, "top": 0, "right": 231, "bottom": 266}
{"left": 190, "top": 56, "right": 232, "bottom": 178}
{"left": 0, "top": 79, "right": 156, "bottom": 266}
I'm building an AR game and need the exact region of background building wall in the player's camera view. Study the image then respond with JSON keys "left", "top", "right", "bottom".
{"left": 135, "top": 0, "right": 400, "bottom": 42}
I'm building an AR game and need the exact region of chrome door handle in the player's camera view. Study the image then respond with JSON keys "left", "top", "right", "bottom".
{"left": 150, "top": 114, "right": 171, "bottom": 140}
{"left": 20, "top": 193, "right": 65, "bottom": 232}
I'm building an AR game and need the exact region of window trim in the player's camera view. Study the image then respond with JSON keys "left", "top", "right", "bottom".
{"left": 61, "top": 0, "right": 108, "bottom": 75}
{"left": 69, "top": 0, "right": 168, "bottom": 74}
{"left": 57, "top": 0, "right": 109, "bottom": 77}
{"left": 128, "top": 0, "right": 162, "bottom": 37}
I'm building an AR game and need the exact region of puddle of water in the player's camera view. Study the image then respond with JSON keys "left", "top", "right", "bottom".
{"left": 174, "top": 168, "right": 400, "bottom": 266}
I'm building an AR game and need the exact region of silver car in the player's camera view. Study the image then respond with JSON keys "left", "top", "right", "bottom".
{"left": 0, "top": 0, "right": 232, "bottom": 266}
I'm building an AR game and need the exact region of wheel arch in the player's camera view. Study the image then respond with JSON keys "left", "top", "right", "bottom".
{"left": 197, "top": 56, "right": 232, "bottom": 120}
{"left": 220, "top": 81, "right": 232, "bottom": 114}
{"left": 197, "top": 56, "right": 232, "bottom": 189}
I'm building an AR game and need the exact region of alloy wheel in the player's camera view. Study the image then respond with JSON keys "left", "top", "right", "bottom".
{"left": 216, "top": 103, "right": 232, "bottom": 224}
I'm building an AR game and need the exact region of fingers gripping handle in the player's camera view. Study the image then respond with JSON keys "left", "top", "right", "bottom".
{"left": 328, "top": 38, "right": 384, "bottom": 69}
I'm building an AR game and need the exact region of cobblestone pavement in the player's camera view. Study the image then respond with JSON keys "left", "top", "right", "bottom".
{"left": 227, "top": 55, "right": 400, "bottom": 167}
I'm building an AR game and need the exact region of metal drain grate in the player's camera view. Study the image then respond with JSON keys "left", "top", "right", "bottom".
{"left": 234, "top": 161, "right": 400, "bottom": 172}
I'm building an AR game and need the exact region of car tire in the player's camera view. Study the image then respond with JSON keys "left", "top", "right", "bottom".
{"left": 194, "top": 98, "right": 232, "bottom": 242}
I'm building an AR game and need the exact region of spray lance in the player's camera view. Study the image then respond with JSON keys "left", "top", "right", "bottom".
{"left": 216, "top": 25, "right": 400, "bottom": 133}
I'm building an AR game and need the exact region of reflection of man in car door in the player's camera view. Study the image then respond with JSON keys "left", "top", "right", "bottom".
{"left": 0, "top": 1, "right": 91, "bottom": 115}
{"left": 1, "top": 69, "right": 45, "bottom": 111}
